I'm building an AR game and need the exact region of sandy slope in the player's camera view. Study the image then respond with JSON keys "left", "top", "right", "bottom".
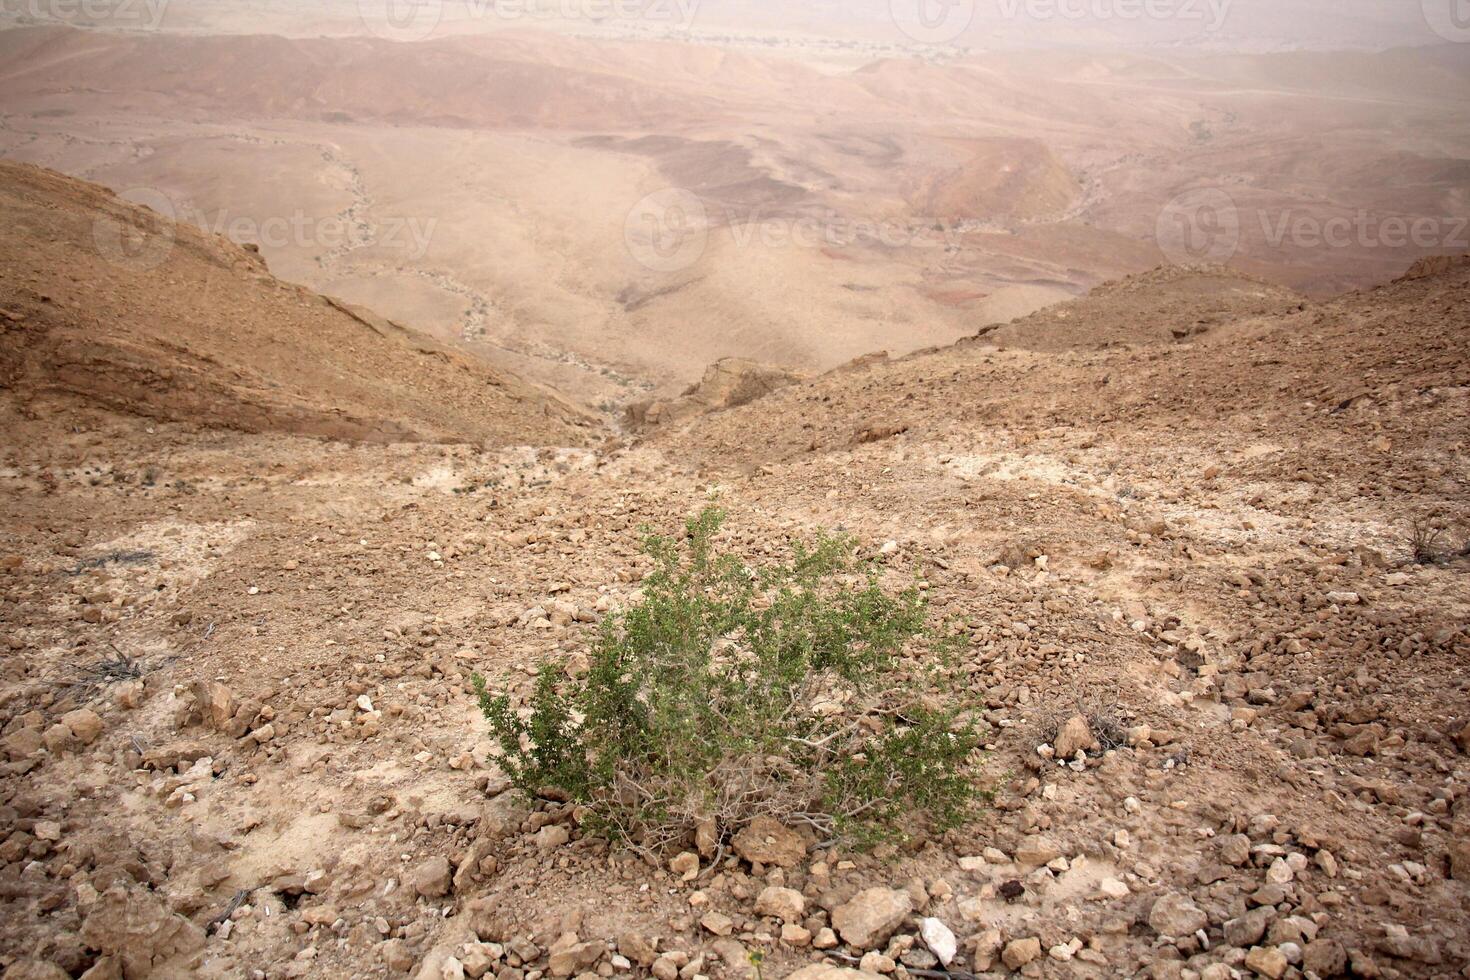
{"left": 0, "top": 161, "right": 595, "bottom": 445}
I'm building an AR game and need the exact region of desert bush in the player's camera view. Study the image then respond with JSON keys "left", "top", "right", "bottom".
{"left": 1405, "top": 519, "right": 1470, "bottom": 566}
{"left": 475, "top": 506, "right": 981, "bottom": 853}
{"left": 1408, "top": 520, "right": 1447, "bottom": 565}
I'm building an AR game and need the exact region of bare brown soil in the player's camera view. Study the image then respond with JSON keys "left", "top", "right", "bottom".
{"left": 1, "top": 165, "right": 1467, "bottom": 980}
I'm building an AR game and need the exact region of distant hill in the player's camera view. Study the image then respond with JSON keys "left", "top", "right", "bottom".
{"left": 0, "top": 161, "right": 595, "bottom": 444}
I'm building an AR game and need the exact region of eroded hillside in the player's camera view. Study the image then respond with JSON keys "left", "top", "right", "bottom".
{"left": 0, "top": 167, "right": 1468, "bottom": 980}
{"left": 0, "top": 161, "right": 594, "bottom": 446}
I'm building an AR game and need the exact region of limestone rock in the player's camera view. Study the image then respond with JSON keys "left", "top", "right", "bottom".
{"left": 918, "top": 917, "right": 957, "bottom": 967}
{"left": 831, "top": 887, "right": 913, "bottom": 949}
{"left": 753, "top": 885, "right": 805, "bottom": 922}
{"left": 1302, "top": 939, "right": 1347, "bottom": 977}
{"left": 547, "top": 940, "right": 603, "bottom": 977}
{"left": 61, "top": 708, "right": 103, "bottom": 745}
{"left": 79, "top": 885, "right": 205, "bottom": 978}
{"left": 1002, "top": 937, "right": 1041, "bottom": 970}
{"left": 1244, "top": 945, "right": 1288, "bottom": 979}
{"left": 1052, "top": 715, "right": 1097, "bottom": 759}
{"left": 784, "top": 967, "right": 868, "bottom": 980}
{"left": 731, "top": 816, "right": 806, "bottom": 868}
{"left": 1014, "top": 835, "right": 1062, "bottom": 868}
{"left": 412, "top": 855, "right": 452, "bottom": 898}
{"left": 617, "top": 932, "right": 657, "bottom": 968}
{"left": 1148, "top": 892, "right": 1207, "bottom": 937}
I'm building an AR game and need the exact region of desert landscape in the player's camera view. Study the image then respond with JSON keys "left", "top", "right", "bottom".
{"left": 1, "top": 3, "right": 1467, "bottom": 410}
{"left": 1, "top": 1, "right": 1469, "bottom": 979}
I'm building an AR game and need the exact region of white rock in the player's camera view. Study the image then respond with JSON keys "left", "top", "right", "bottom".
{"left": 919, "top": 918, "right": 957, "bottom": 967}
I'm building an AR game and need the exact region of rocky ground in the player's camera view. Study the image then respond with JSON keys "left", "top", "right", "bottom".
{"left": 1, "top": 184, "right": 1469, "bottom": 978}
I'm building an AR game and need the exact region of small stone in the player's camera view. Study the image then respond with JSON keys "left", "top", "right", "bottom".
{"left": 411, "top": 856, "right": 452, "bottom": 898}
{"left": 461, "top": 944, "right": 500, "bottom": 979}
{"left": 547, "top": 940, "right": 603, "bottom": 977}
{"left": 1224, "top": 908, "right": 1274, "bottom": 948}
{"left": 616, "top": 932, "right": 657, "bottom": 968}
{"left": 301, "top": 904, "right": 339, "bottom": 927}
{"left": 753, "top": 886, "right": 804, "bottom": 923}
{"left": 779, "top": 923, "right": 811, "bottom": 947}
{"left": 669, "top": 852, "right": 699, "bottom": 881}
{"left": 3, "top": 727, "right": 43, "bottom": 760}
{"left": 919, "top": 917, "right": 957, "bottom": 967}
{"left": 1097, "top": 877, "right": 1129, "bottom": 899}
{"left": 1446, "top": 840, "right": 1470, "bottom": 881}
{"left": 1302, "top": 939, "right": 1347, "bottom": 977}
{"left": 831, "top": 888, "right": 912, "bottom": 949}
{"left": 534, "top": 825, "right": 570, "bottom": 849}
{"left": 1002, "top": 937, "right": 1041, "bottom": 970}
{"left": 699, "top": 911, "right": 734, "bottom": 937}
{"left": 1220, "top": 834, "right": 1252, "bottom": 866}
{"left": 42, "top": 723, "right": 77, "bottom": 755}
{"left": 1052, "top": 715, "right": 1098, "bottom": 759}
{"left": 1244, "top": 945, "right": 1288, "bottom": 979}
{"left": 1378, "top": 923, "right": 1439, "bottom": 963}
{"left": 1148, "top": 892, "right": 1207, "bottom": 938}
{"left": 61, "top": 708, "right": 104, "bottom": 744}
{"left": 730, "top": 817, "right": 806, "bottom": 868}
{"left": 1014, "top": 835, "right": 1061, "bottom": 868}
{"left": 1454, "top": 719, "right": 1470, "bottom": 753}
{"left": 1265, "top": 857, "right": 1294, "bottom": 884}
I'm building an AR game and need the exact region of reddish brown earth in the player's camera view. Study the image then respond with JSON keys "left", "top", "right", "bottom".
{"left": 0, "top": 161, "right": 594, "bottom": 446}
{"left": 0, "top": 164, "right": 1467, "bottom": 979}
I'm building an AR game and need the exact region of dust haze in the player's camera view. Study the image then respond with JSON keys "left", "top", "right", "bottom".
{"left": 2, "top": 0, "right": 1466, "bottom": 409}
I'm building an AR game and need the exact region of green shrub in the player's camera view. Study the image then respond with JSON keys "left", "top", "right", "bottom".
{"left": 474, "top": 506, "right": 982, "bottom": 853}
